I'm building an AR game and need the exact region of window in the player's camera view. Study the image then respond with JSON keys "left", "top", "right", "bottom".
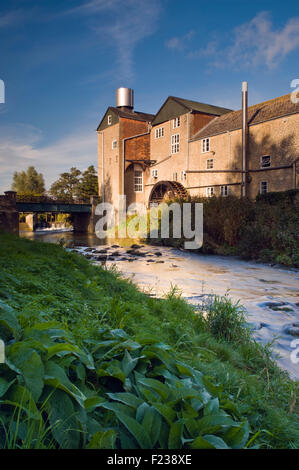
{"left": 173, "top": 117, "right": 181, "bottom": 128}
{"left": 202, "top": 138, "right": 210, "bottom": 153}
{"left": 155, "top": 127, "right": 164, "bottom": 139}
{"left": 207, "top": 159, "right": 214, "bottom": 169}
{"left": 206, "top": 187, "right": 214, "bottom": 197}
{"left": 260, "top": 155, "right": 271, "bottom": 168}
{"left": 151, "top": 169, "right": 158, "bottom": 178}
{"left": 108, "top": 115, "right": 112, "bottom": 125}
{"left": 181, "top": 170, "right": 186, "bottom": 182}
{"left": 260, "top": 181, "right": 268, "bottom": 194}
{"left": 134, "top": 170, "right": 143, "bottom": 192}
{"left": 112, "top": 139, "right": 117, "bottom": 149}
{"left": 173, "top": 172, "right": 178, "bottom": 181}
{"left": 220, "top": 185, "right": 228, "bottom": 197}
{"left": 171, "top": 134, "right": 180, "bottom": 154}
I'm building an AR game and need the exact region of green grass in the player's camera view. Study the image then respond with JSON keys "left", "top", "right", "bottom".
{"left": 0, "top": 231, "right": 298, "bottom": 449}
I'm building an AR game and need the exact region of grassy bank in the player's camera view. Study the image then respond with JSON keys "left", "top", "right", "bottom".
{"left": 147, "top": 190, "right": 299, "bottom": 268}
{"left": 0, "top": 232, "right": 298, "bottom": 449}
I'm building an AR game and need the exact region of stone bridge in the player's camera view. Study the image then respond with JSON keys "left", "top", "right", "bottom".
{"left": 0, "top": 191, "right": 100, "bottom": 235}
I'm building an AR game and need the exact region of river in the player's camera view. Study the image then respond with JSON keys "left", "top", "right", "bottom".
{"left": 21, "top": 230, "right": 299, "bottom": 380}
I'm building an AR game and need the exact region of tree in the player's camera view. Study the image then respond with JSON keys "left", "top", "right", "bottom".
{"left": 77, "top": 165, "right": 98, "bottom": 202}
{"left": 11, "top": 166, "right": 45, "bottom": 195}
{"left": 49, "top": 167, "right": 82, "bottom": 201}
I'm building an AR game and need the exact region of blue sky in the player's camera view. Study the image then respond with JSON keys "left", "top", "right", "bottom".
{"left": 0, "top": 0, "right": 299, "bottom": 192}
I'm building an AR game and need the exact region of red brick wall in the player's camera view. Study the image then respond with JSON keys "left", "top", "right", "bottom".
{"left": 124, "top": 133, "right": 151, "bottom": 161}
{"left": 190, "top": 113, "right": 217, "bottom": 138}
{"left": 120, "top": 118, "right": 149, "bottom": 140}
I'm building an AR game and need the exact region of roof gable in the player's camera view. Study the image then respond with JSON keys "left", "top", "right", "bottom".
{"left": 152, "top": 96, "right": 232, "bottom": 126}
{"left": 97, "top": 108, "right": 119, "bottom": 131}
{"left": 97, "top": 106, "right": 154, "bottom": 131}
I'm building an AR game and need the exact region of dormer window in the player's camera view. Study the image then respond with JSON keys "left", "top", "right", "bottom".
{"left": 108, "top": 115, "right": 112, "bottom": 125}
{"left": 173, "top": 117, "right": 181, "bottom": 128}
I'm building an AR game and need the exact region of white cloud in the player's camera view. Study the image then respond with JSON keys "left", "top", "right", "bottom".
{"left": 188, "top": 12, "right": 299, "bottom": 69}
{"left": 0, "top": 125, "right": 97, "bottom": 193}
{"left": 66, "top": 0, "right": 162, "bottom": 81}
{"left": 165, "top": 31, "right": 195, "bottom": 52}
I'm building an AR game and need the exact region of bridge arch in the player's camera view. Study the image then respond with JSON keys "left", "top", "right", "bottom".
{"left": 148, "top": 180, "right": 188, "bottom": 205}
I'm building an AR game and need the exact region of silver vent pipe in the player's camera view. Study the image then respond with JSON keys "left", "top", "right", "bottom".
{"left": 116, "top": 87, "right": 134, "bottom": 110}
{"left": 242, "top": 81, "right": 248, "bottom": 197}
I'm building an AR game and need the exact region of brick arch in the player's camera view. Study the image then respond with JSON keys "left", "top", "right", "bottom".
{"left": 148, "top": 180, "right": 188, "bottom": 205}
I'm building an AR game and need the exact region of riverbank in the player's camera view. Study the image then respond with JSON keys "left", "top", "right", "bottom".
{"left": 0, "top": 232, "right": 298, "bottom": 449}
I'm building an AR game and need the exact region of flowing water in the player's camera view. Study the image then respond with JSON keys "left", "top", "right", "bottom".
{"left": 21, "top": 230, "right": 299, "bottom": 380}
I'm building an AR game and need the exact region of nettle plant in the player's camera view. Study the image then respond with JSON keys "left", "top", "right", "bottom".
{"left": 0, "top": 300, "right": 256, "bottom": 449}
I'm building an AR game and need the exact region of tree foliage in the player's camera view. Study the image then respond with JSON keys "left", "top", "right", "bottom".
{"left": 11, "top": 166, "right": 45, "bottom": 195}
{"left": 49, "top": 166, "right": 98, "bottom": 202}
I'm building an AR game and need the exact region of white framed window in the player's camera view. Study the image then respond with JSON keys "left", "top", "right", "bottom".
{"left": 173, "top": 172, "right": 178, "bottom": 181}
{"left": 260, "top": 155, "right": 271, "bottom": 168}
{"left": 207, "top": 159, "right": 214, "bottom": 169}
{"left": 155, "top": 127, "right": 164, "bottom": 139}
{"left": 202, "top": 138, "right": 210, "bottom": 153}
{"left": 171, "top": 134, "right": 180, "bottom": 154}
{"left": 260, "top": 181, "right": 268, "bottom": 194}
{"left": 206, "top": 187, "right": 214, "bottom": 197}
{"left": 173, "top": 116, "right": 181, "bottom": 128}
{"left": 108, "top": 115, "right": 112, "bottom": 125}
{"left": 220, "top": 185, "right": 228, "bottom": 197}
{"left": 151, "top": 169, "right": 158, "bottom": 178}
{"left": 134, "top": 170, "right": 143, "bottom": 192}
{"left": 180, "top": 170, "right": 186, "bottom": 182}
{"left": 112, "top": 139, "right": 117, "bottom": 149}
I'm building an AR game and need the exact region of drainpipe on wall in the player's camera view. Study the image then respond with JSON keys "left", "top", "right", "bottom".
{"left": 97, "top": 131, "right": 105, "bottom": 202}
{"left": 242, "top": 81, "right": 248, "bottom": 198}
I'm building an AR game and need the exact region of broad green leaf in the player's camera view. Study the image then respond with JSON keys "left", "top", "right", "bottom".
{"left": 44, "top": 360, "right": 86, "bottom": 405}
{"left": 87, "top": 430, "right": 116, "bottom": 449}
{"left": 0, "top": 377, "right": 15, "bottom": 398}
{"left": 137, "top": 377, "right": 170, "bottom": 401}
{"left": 4, "top": 384, "right": 40, "bottom": 420}
{"left": 152, "top": 402, "right": 176, "bottom": 425}
{"left": 0, "top": 302, "right": 21, "bottom": 341}
{"left": 84, "top": 396, "right": 106, "bottom": 412}
{"left": 117, "top": 412, "right": 152, "bottom": 449}
{"left": 204, "top": 398, "right": 219, "bottom": 416}
{"left": 7, "top": 344, "right": 44, "bottom": 401}
{"left": 222, "top": 421, "right": 250, "bottom": 449}
{"left": 168, "top": 420, "right": 184, "bottom": 449}
{"left": 190, "top": 434, "right": 229, "bottom": 449}
{"left": 196, "top": 415, "right": 236, "bottom": 435}
{"left": 107, "top": 392, "right": 143, "bottom": 409}
{"left": 100, "top": 401, "right": 136, "bottom": 418}
{"left": 142, "top": 406, "right": 162, "bottom": 447}
{"left": 47, "top": 389, "right": 80, "bottom": 449}
{"left": 121, "top": 350, "right": 139, "bottom": 377}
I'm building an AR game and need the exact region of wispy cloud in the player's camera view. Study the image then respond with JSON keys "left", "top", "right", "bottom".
{"left": 0, "top": 9, "right": 31, "bottom": 29}
{"left": 66, "top": 0, "right": 162, "bottom": 82}
{"left": 0, "top": 125, "right": 97, "bottom": 193}
{"left": 188, "top": 12, "right": 299, "bottom": 69}
{"left": 165, "top": 31, "right": 195, "bottom": 52}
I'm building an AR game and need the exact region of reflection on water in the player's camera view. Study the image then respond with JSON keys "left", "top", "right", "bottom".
{"left": 20, "top": 230, "right": 299, "bottom": 380}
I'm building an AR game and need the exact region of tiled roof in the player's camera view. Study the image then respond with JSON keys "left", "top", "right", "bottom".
{"left": 191, "top": 93, "right": 299, "bottom": 141}
{"left": 171, "top": 96, "right": 232, "bottom": 116}
{"left": 109, "top": 107, "right": 154, "bottom": 122}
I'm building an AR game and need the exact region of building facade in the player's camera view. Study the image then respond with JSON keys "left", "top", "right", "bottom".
{"left": 97, "top": 87, "right": 299, "bottom": 209}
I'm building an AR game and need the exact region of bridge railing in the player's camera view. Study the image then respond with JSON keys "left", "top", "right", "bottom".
{"left": 16, "top": 195, "right": 90, "bottom": 205}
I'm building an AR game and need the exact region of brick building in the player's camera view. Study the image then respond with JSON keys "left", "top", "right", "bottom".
{"left": 97, "top": 86, "right": 299, "bottom": 208}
